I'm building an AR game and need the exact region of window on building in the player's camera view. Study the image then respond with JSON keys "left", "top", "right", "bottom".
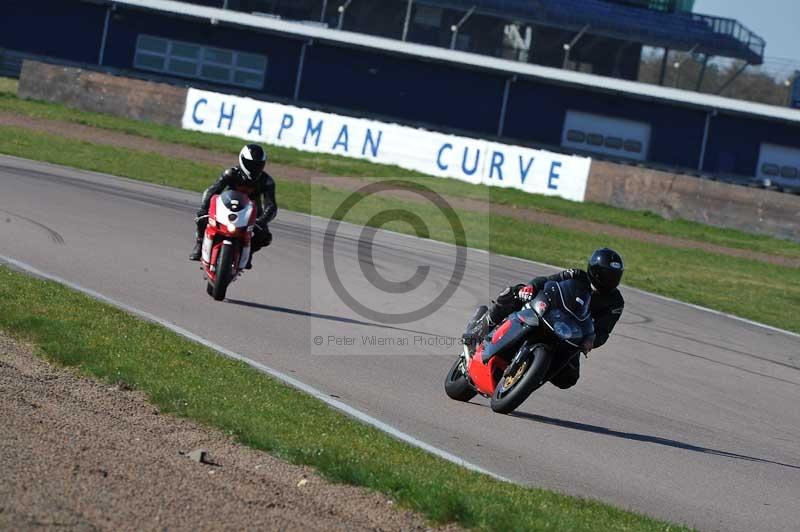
{"left": 134, "top": 35, "right": 267, "bottom": 90}
{"left": 761, "top": 163, "right": 780, "bottom": 176}
{"left": 414, "top": 6, "right": 443, "bottom": 28}
{"left": 623, "top": 139, "right": 643, "bottom": 153}
{"left": 566, "top": 129, "right": 586, "bottom": 143}
{"left": 587, "top": 133, "right": 604, "bottom": 146}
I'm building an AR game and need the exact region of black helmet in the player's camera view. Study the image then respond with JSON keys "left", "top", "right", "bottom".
{"left": 238, "top": 144, "right": 267, "bottom": 180}
{"left": 588, "top": 248, "right": 624, "bottom": 292}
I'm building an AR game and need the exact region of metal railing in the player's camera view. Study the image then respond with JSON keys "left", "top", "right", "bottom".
{"left": 411, "top": 0, "right": 765, "bottom": 63}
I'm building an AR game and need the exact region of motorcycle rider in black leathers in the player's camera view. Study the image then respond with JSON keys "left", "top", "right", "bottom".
{"left": 465, "top": 248, "right": 625, "bottom": 389}
{"left": 189, "top": 144, "right": 277, "bottom": 268}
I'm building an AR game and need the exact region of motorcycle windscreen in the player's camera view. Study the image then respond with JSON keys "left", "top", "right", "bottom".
{"left": 220, "top": 190, "right": 250, "bottom": 212}
{"left": 538, "top": 280, "right": 594, "bottom": 347}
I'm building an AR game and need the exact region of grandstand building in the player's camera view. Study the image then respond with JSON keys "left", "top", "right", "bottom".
{"left": 2, "top": 0, "right": 798, "bottom": 188}
{"left": 182, "top": 0, "right": 764, "bottom": 83}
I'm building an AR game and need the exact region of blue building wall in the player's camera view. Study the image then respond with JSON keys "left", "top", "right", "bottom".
{"left": 704, "top": 115, "right": 800, "bottom": 176}
{"left": 2, "top": 0, "right": 799, "bottom": 179}
{"left": 1, "top": 0, "right": 105, "bottom": 63}
{"left": 300, "top": 44, "right": 506, "bottom": 134}
{"left": 504, "top": 80, "right": 708, "bottom": 169}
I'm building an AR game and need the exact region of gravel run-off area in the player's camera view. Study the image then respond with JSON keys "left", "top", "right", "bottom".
{"left": 0, "top": 332, "right": 459, "bottom": 532}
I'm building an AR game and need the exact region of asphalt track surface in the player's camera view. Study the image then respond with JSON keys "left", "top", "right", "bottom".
{"left": 2, "top": 155, "right": 799, "bottom": 532}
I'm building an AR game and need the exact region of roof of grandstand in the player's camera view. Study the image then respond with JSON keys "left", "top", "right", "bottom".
{"left": 414, "top": 0, "right": 765, "bottom": 64}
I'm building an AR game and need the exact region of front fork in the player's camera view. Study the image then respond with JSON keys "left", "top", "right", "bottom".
{"left": 203, "top": 234, "right": 249, "bottom": 273}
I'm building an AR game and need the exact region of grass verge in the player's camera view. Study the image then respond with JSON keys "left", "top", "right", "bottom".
{"left": 0, "top": 77, "right": 18, "bottom": 95}
{"left": 0, "top": 265, "right": 689, "bottom": 532}
{"left": 1, "top": 125, "right": 799, "bottom": 333}
{"left": 1, "top": 91, "right": 799, "bottom": 259}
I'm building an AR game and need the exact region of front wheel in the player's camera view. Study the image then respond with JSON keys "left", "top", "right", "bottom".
{"left": 490, "top": 345, "right": 552, "bottom": 414}
{"left": 211, "top": 244, "right": 234, "bottom": 301}
{"left": 444, "top": 357, "right": 477, "bottom": 402}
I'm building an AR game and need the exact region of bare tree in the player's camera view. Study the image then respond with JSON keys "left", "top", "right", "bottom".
{"left": 639, "top": 48, "right": 797, "bottom": 107}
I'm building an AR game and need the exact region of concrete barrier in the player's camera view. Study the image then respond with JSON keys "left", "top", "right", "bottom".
{"left": 18, "top": 60, "right": 186, "bottom": 127}
{"left": 16, "top": 60, "right": 800, "bottom": 242}
{"left": 585, "top": 161, "right": 800, "bottom": 241}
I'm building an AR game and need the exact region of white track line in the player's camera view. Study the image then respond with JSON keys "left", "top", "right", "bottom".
{"left": 0, "top": 254, "right": 511, "bottom": 484}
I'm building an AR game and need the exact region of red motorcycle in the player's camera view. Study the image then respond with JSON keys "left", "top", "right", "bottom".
{"left": 445, "top": 279, "right": 595, "bottom": 414}
{"left": 199, "top": 190, "right": 256, "bottom": 301}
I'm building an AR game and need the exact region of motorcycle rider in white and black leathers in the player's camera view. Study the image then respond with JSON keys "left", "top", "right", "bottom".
{"left": 189, "top": 144, "right": 277, "bottom": 268}
{"left": 464, "top": 248, "right": 625, "bottom": 389}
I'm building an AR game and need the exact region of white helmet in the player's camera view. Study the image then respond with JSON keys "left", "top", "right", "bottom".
{"left": 238, "top": 144, "right": 267, "bottom": 180}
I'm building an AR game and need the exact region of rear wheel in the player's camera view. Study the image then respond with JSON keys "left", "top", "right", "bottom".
{"left": 444, "top": 357, "right": 477, "bottom": 402}
{"left": 211, "top": 244, "right": 234, "bottom": 301}
{"left": 490, "top": 345, "right": 552, "bottom": 414}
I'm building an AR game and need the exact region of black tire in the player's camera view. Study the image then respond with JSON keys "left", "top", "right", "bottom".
{"left": 211, "top": 244, "right": 234, "bottom": 301}
{"left": 444, "top": 357, "right": 477, "bottom": 402}
{"left": 206, "top": 282, "right": 214, "bottom": 296}
{"left": 490, "top": 345, "right": 552, "bottom": 414}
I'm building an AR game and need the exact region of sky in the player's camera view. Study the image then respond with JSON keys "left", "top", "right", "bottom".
{"left": 693, "top": 0, "right": 799, "bottom": 61}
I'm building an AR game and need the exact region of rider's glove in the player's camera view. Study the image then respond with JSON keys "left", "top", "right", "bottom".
{"left": 517, "top": 284, "right": 536, "bottom": 302}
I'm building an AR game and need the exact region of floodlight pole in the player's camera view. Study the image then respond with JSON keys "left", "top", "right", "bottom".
{"left": 294, "top": 39, "right": 312, "bottom": 101}
{"left": 337, "top": 0, "right": 353, "bottom": 30}
{"left": 401, "top": 0, "right": 413, "bottom": 41}
{"left": 497, "top": 75, "right": 516, "bottom": 137}
{"left": 786, "top": 71, "right": 800, "bottom": 106}
{"left": 98, "top": 3, "right": 115, "bottom": 66}
{"left": 695, "top": 54, "right": 710, "bottom": 91}
{"left": 672, "top": 43, "right": 699, "bottom": 88}
{"left": 320, "top": 0, "right": 328, "bottom": 22}
{"left": 715, "top": 61, "right": 749, "bottom": 95}
{"left": 658, "top": 47, "right": 670, "bottom": 85}
{"left": 562, "top": 24, "right": 590, "bottom": 69}
{"left": 450, "top": 6, "right": 476, "bottom": 50}
{"left": 698, "top": 110, "right": 716, "bottom": 171}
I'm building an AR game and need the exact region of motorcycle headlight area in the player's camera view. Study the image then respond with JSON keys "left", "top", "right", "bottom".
{"left": 553, "top": 321, "right": 573, "bottom": 339}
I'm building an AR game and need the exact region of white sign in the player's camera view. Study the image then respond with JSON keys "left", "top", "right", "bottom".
{"left": 756, "top": 143, "right": 800, "bottom": 184}
{"left": 183, "top": 88, "right": 592, "bottom": 201}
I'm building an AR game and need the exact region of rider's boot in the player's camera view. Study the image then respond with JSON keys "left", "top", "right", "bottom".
{"left": 189, "top": 238, "right": 202, "bottom": 261}
{"left": 189, "top": 216, "right": 206, "bottom": 262}
{"left": 462, "top": 306, "right": 491, "bottom": 347}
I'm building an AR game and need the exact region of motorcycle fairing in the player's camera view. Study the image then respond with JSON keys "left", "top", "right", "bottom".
{"left": 533, "top": 280, "right": 594, "bottom": 348}
{"left": 202, "top": 191, "right": 256, "bottom": 282}
{"left": 481, "top": 316, "right": 530, "bottom": 363}
{"left": 468, "top": 345, "right": 508, "bottom": 396}
{"left": 468, "top": 312, "right": 532, "bottom": 395}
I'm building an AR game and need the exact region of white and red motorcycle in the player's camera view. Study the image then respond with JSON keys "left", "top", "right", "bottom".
{"left": 199, "top": 190, "right": 256, "bottom": 301}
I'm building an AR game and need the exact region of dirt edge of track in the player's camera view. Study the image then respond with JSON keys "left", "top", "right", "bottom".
{"left": 0, "top": 332, "right": 458, "bottom": 532}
